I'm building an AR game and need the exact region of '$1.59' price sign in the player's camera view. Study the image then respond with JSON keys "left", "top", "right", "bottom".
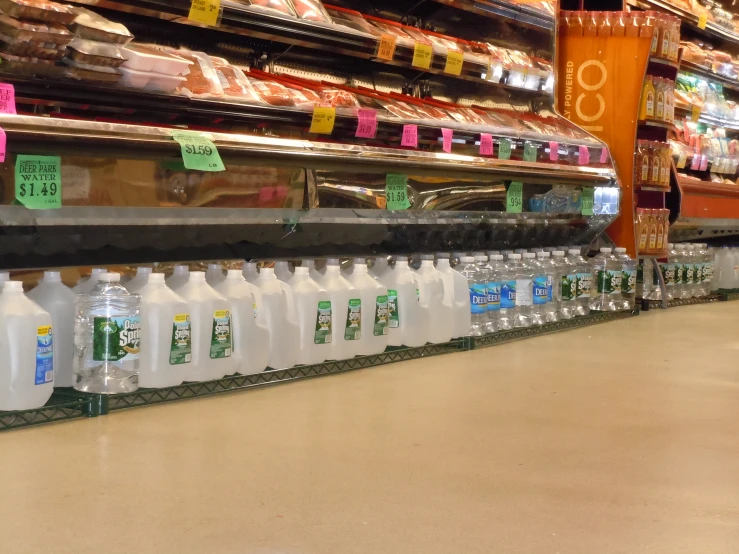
{"left": 15, "top": 154, "right": 62, "bottom": 209}
{"left": 172, "top": 131, "right": 225, "bottom": 172}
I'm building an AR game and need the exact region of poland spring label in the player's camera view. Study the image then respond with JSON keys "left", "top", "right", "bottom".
{"left": 562, "top": 274, "right": 577, "bottom": 301}
{"left": 314, "top": 301, "right": 332, "bottom": 344}
{"left": 210, "top": 310, "right": 232, "bottom": 359}
{"left": 35, "top": 325, "right": 53, "bottom": 385}
{"left": 387, "top": 289, "right": 399, "bottom": 328}
{"left": 345, "top": 299, "right": 361, "bottom": 341}
{"left": 576, "top": 272, "right": 592, "bottom": 299}
{"left": 660, "top": 263, "right": 675, "bottom": 286}
{"left": 374, "top": 295, "right": 389, "bottom": 336}
{"left": 621, "top": 269, "right": 636, "bottom": 294}
{"left": 596, "top": 270, "right": 619, "bottom": 294}
{"left": 169, "top": 314, "right": 192, "bottom": 365}
{"left": 93, "top": 316, "right": 141, "bottom": 362}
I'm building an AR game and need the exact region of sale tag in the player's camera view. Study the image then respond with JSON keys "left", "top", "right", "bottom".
{"left": 385, "top": 174, "right": 411, "bottom": 210}
{"left": 698, "top": 13, "right": 707, "bottom": 29}
{"left": 15, "top": 154, "right": 62, "bottom": 209}
{"left": 699, "top": 155, "right": 709, "bottom": 171}
{"left": 401, "top": 124, "right": 418, "bottom": 147}
{"left": 444, "top": 50, "right": 464, "bottom": 76}
{"left": 498, "top": 138, "right": 512, "bottom": 160}
{"left": 171, "top": 131, "right": 225, "bottom": 172}
{"left": 0, "top": 127, "right": 6, "bottom": 163}
{"left": 309, "top": 106, "right": 336, "bottom": 134}
{"left": 355, "top": 108, "right": 377, "bottom": 139}
{"left": 480, "top": 133, "right": 493, "bottom": 156}
{"left": 581, "top": 187, "right": 594, "bottom": 216}
{"left": 599, "top": 147, "right": 609, "bottom": 164}
{"left": 0, "top": 83, "right": 16, "bottom": 114}
{"left": 549, "top": 141, "right": 559, "bottom": 162}
{"left": 691, "top": 105, "right": 701, "bottom": 122}
{"left": 376, "top": 33, "right": 397, "bottom": 61}
{"left": 506, "top": 181, "right": 523, "bottom": 213}
{"left": 677, "top": 151, "right": 687, "bottom": 169}
{"left": 441, "top": 128, "right": 452, "bottom": 153}
{"left": 690, "top": 152, "right": 700, "bottom": 170}
{"left": 578, "top": 145, "right": 590, "bottom": 165}
{"left": 188, "top": 0, "right": 220, "bottom": 26}
{"left": 523, "top": 142, "right": 537, "bottom": 162}
{"left": 412, "top": 42, "right": 433, "bottom": 70}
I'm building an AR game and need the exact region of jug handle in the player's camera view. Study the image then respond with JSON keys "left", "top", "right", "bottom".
{"left": 278, "top": 281, "right": 298, "bottom": 322}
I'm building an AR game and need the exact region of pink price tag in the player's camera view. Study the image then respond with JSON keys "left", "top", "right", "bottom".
{"left": 401, "top": 124, "right": 418, "bottom": 147}
{"left": 548, "top": 141, "right": 559, "bottom": 162}
{"left": 479, "top": 133, "right": 493, "bottom": 156}
{"left": 599, "top": 147, "right": 609, "bottom": 164}
{"left": 578, "top": 145, "right": 590, "bottom": 165}
{"left": 690, "top": 153, "right": 700, "bottom": 170}
{"left": 0, "top": 127, "right": 5, "bottom": 163}
{"left": 699, "top": 156, "right": 709, "bottom": 171}
{"left": 441, "top": 128, "right": 452, "bottom": 153}
{"left": 0, "top": 84, "right": 15, "bottom": 114}
{"left": 355, "top": 108, "right": 377, "bottom": 139}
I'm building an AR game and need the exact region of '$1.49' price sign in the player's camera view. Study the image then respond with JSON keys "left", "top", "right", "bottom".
{"left": 172, "top": 131, "right": 225, "bottom": 172}
{"left": 15, "top": 154, "right": 62, "bottom": 209}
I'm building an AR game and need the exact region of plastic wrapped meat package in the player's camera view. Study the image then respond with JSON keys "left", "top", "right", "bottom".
{"left": 0, "top": 11, "right": 72, "bottom": 62}
{"left": 291, "top": 0, "right": 332, "bottom": 23}
{"left": 320, "top": 88, "right": 360, "bottom": 109}
{"left": 246, "top": 75, "right": 296, "bottom": 107}
{"left": 70, "top": 7, "right": 133, "bottom": 44}
{"left": 0, "top": 0, "right": 75, "bottom": 24}
{"left": 0, "top": 50, "right": 62, "bottom": 76}
{"left": 324, "top": 6, "right": 379, "bottom": 36}
{"left": 363, "top": 17, "right": 414, "bottom": 47}
{"left": 173, "top": 50, "right": 224, "bottom": 97}
{"left": 209, "top": 57, "right": 263, "bottom": 103}
{"left": 241, "top": 0, "right": 296, "bottom": 17}
{"left": 66, "top": 38, "right": 127, "bottom": 67}
{"left": 120, "top": 44, "right": 193, "bottom": 75}
{"left": 63, "top": 58, "right": 122, "bottom": 84}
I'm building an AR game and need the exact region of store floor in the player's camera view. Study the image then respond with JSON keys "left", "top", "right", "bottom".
{"left": 3, "top": 303, "right": 739, "bottom": 553}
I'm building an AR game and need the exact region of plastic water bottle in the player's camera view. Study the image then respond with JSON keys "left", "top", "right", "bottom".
{"left": 591, "top": 248, "right": 619, "bottom": 311}
{"left": 614, "top": 248, "right": 636, "bottom": 310}
{"left": 497, "top": 255, "right": 515, "bottom": 330}
{"left": 459, "top": 256, "right": 486, "bottom": 336}
{"left": 552, "top": 251, "right": 574, "bottom": 319}
{"left": 288, "top": 266, "right": 331, "bottom": 365}
{"left": 73, "top": 273, "right": 140, "bottom": 394}
{"left": 274, "top": 260, "right": 293, "bottom": 282}
{"left": 487, "top": 254, "right": 506, "bottom": 331}
{"left": 475, "top": 255, "right": 495, "bottom": 333}
{"left": 567, "top": 249, "right": 591, "bottom": 316}
{"left": 525, "top": 252, "right": 546, "bottom": 326}
{"left": 686, "top": 245, "right": 700, "bottom": 297}
{"left": 509, "top": 253, "right": 532, "bottom": 328}
{"left": 660, "top": 244, "right": 677, "bottom": 300}
{"left": 254, "top": 267, "right": 300, "bottom": 369}
{"left": 699, "top": 243, "right": 714, "bottom": 295}
{"left": 125, "top": 267, "right": 153, "bottom": 293}
{"left": 674, "top": 245, "right": 690, "bottom": 299}
{"left": 536, "top": 251, "right": 558, "bottom": 322}
{"left": 318, "top": 259, "right": 361, "bottom": 359}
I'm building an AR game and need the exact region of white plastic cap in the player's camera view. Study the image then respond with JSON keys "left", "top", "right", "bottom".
{"left": 600, "top": 248, "right": 613, "bottom": 253}
{"left": 614, "top": 247, "right": 626, "bottom": 253}
{"left": 3, "top": 281, "right": 22, "bottom": 292}
{"left": 100, "top": 272, "right": 121, "bottom": 283}
{"left": 294, "top": 266, "right": 309, "bottom": 275}
{"left": 43, "top": 271, "right": 61, "bottom": 281}
{"left": 137, "top": 267, "right": 153, "bottom": 275}
{"left": 474, "top": 255, "right": 487, "bottom": 262}
{"left": 676, "top": 244, "right": 685, "bottom": 250}
{"left": 436, "top": 253, "right": 451, "bottom": 259}
{"left": 523, "top": 253, "right": 535, "bottom": 259}
{"left": 261, "top": 267, "right": 275, "bottom": 275}
{"left": 90, "top": 268, "right": 106, "bottom": 276}
{"left": 149, "top": 273, "right": 165, "bottom": 283}
{"left": 568, "top": 249, "right": 581, "bottom": 255}
{"left": 421, "top": 254, "right": 435, "bottom": 261}
{"left": 189, "top": 271, "right": 206, "bottom": 281}
{"left": 509, "top": 253, "right": 522, "bottom": 260}
{"left": 461, "top": 256, "right": 475, "bottom": 263}
{"left": 668, "top": 243, "right": 674, "bottom": 248}
{"left": 326, "top": 258, "right": 340, "bottom": 266}
{"left": 491, "top": 255, "right": 504, "bottom": 261}
{"left": 353, "top": 257, "right": 367, "bottom": 265}
{"left": 0, "top": 272, "right": 8, "bottom": 282}
{"left": 537, "top": 251, "right": 551, "bottom": 258}
{"left": 208, "top": 263, "right": 222, "bottom": 270}
{"left": 552, "top": 251, "right": 565, "bottom": 257}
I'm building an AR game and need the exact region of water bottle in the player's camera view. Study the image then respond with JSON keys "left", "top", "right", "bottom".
{"left": 73, "top": 273, "right": 140, "bottom": 394}
{"left": 674, "top": 245, "right": 690, "bottom": 299}
{"left": 526, "top": 252, "right": 547, "bottom": 326}
{"left": 659, "top": 244, "right": 677, "bottom": 300}
{"left": 508, "top": 253, "right": 532, "bottom": 328}
{"left": 459, "top": 256, "right": 486, "bottom": 336}
{"left": 488, "top": 254, "right": 506, "bottom": 331}
{"left": 590, "top": 248, "right": 617, "bottom": 311}
{"left": 475, "top": 255, "right": 496, "bottom": 334}
{"left": 552, "top": 250, "right": 575, "bottom": 319}
{"left": 536, "top": 251, "right": 558, "bottom": 323}
{"left": 497, "top": 255, "right": 515, "bottom": 331}
{"left": 614, "top": 247, "right": 636, "bottom": 310}
{"left": 686, "top": 245, "right": 700, "bottom": 297}
{"left": 567, "top": 249, "right": 591, "bottom": 316}
{"left": 700, "top": 243, "right": 714, "bottom": 295}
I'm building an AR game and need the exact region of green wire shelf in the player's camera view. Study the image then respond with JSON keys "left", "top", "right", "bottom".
{"left": 0, "top": 390, "right": 96, "bottom": 432}
{"left": 716, "top": 289, "right": 739, "bottom": 301}
{"left": 640, "top": 295, "right": 722, "bottom": 310}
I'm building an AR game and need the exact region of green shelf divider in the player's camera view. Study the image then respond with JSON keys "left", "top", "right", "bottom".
{"left": 0, "top": 390, "right": 97, "bottom": 432}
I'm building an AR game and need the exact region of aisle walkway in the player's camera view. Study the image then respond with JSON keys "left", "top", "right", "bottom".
{"left": 3, "top": 304, "right": 739, "bottom": 554}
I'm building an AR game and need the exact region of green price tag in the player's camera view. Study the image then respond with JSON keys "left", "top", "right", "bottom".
{"left": 498, "top": 138, "right": 512, "bottom": 160}
{"left": 523, "top": 142, "right": 537, "bottom": 162}
{"left": 581, "top": 187, "right": 594, "bottom": 216}
{"left": 15, "top": 154, "right": 62, "bottom": 210}
{"left": 506, "top": 181, "right": 523, "bottom": 213}
{"left": 385, "top": 174, "right": 411, "bottom": 210}
{"left": 172, "top": 131, "right": 225, "bottom": 172}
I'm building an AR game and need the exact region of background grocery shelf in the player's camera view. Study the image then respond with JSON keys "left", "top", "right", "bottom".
{"left": 430, "top": 0, "right": 554, "bottom": 31}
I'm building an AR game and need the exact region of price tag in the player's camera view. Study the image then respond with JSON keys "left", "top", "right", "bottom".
{"left": 188, "top": 0, "right": 220, "bottom": 26}
{"left": 698, "top": 13, "right": 708, "bottom": 29}
{"left": 309, "top": 106, "right": 336, "bottom": 134}
{"left": 480, "top": 133, "right": 493, "bottom": 156}
{"left": 498, "top": 137, "right": 512, "bottom": 160}
{"left": 677, "top": 151, "right": 687, "bottom": 169}
{"left": 691, "top": 105, "right": 701, "bottom": 122}
{"left": 412, "top": 42, "right": 433, "bottom": 70}
{"left": 0, "top": 127, "right": 6, "bottom": 163}
{"left": 441, "top": 128, "right": 452, "bottom": 153}
{"left": 0, "top": 83, "right": 16, "bottom": 114}
{"left": 506, "top": 181, "right": 523, "bottom": 213}
{"left": 385, "top": 174, "right": 411, "bottom": 210}
{"left": 401, "top": 124, "right": 418, "bottom": 147}
{"left": 355, "top": 108, "right": 377, "bottom": 139}
{"left": 578, "top": 145, "right": 590, "bottom": 165}
{"left": 599, "top": 147, "right": 609, "bottom": 164}
{"left": 700, "top": 155, "right": 709, "bottom": 171}
{"left": 690, "top": 152, "right": 700, "bottom": 170}
{"left": 171, "top": 131, "right": 225, "bottom": 172}
{"left": 581, "top": 187, "right": 594, "bottom": 216}
{"left": 523, "top": 142, "right": 537, "bottom": 162}
{"left": 549, "top": 141, "right": 559, "bottom": 162}
{"left": 15, "top": 154, "right": 62, "bottom": 209}
{"left": 444, "top": 50, "right": 464, "bottom": 76}
{"left": 376, "top": 33, "right": 397, "bottom": 61}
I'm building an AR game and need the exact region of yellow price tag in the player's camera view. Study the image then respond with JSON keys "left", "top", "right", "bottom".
{"left": 444, "top": 50, "right": 464, "bottom": 76}
{"left": 691, "top": 105, "right": 701, "bottom": 122}
{"left": 698, "top": 13, "right": 707, "bottom": 29}
{"left": 310, "top": 106, "right": 336, "bottom": 134}
{"left": 188, "top": 0, "right": 220, "bottom": 26}
{"left": 376, "top": 33, "right": 397, "bottom": 61}
{"left": 412, "top": 42, "right": 433, "bottom": 70}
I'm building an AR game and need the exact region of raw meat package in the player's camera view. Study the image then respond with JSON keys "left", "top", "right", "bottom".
{"left": 63, "top": 58, "right": 122, "bottom": 84}
{"left": 66, "top": 37, "right": 127, "bottom": 68}
{"left": 0, "top": 31, "right": 65, "bottom": 59}
{"left": 0, "top": 50, "right": 62, "bottom": 76}
{"left": 120, "top": 44, "right": 192, "bottom": 75}
{"left": 244, "top": 0, "right": 296, "bottom": 17}
{"left": 0, "top": 13, "right": 72, "bottom": 44}
{"left": 246, "top": 75, "right": 296, "bottom": 107}
{"left": 324, "top": 5, "right": 378, "bottom": 35}
{"left": 173, "top": 50, "right": 224, "bottom": 97}
{"left": 0, "top": 0, "right": 75, "bottom": 24}
{"left": 209, "top": 57, "right": 263, "bottom": 103}
{"left": 320, "top": 88, "right": 359, "bottom": 108}
{"left": 70, "top": 7, "right": 133, "bottom": 44}
{"left": 291, "top": 0, "right": 332, "bottom": 23}
{"left": 118, "top": 66, "right": 185, "bottom": 93}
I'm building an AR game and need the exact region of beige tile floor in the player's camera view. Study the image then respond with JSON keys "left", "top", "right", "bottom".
{"left": 3, "top": 303, "right": 739, "bottom": 553}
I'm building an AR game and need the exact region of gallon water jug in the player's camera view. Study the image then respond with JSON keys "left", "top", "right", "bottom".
{"left": 346, "top": 258, "right": 389, "bottom": 356}
{"left": 166, "top": 265, "right": 190, "bottom": 290}
{"left": 0, "top": 272, "right": 9, "bottom": 288}
{"left": 125, "top": 267, "right": 153, "bottom": 293}
{"left": 288, "top": 267, "right": 332, "bottom": 365}
{"left": 73, "top": 268, "right": 106, "bottom": 294}
{"left": 170, "top": 271, "right": 236, "bottom": 381}
{"left": 415, "top": 255, "right": 453, "bottom": 344}
{"left": 303, "top": 258, "right": 325, "bottom": 282}
{"left": 387, "top": 256, "right": 429, "bottom": 347}
{"left": 243, "top": 261, "right": 259, "bottom": 284}
{"left": 436, "top": 254, "right": 471, "bottom": 338}
{"left": 317, "top": 259, "right": 361, "bottom": 360}
{"left": 27, "top": 271, "right": 75, "bottom": 388}
{"left": 369, "top": 256, "right": 391, "bottom": 280}
{"left": 0, "top": 281, "right": 54, "bottom": 410}
{"left": 136, "top": 273, "right": 189, "bottom": 388}
{"left": 275, "top": 261, "right": 294, "bottom": 282}
{"left": 214, "top": 270, "right": 271, "bottom": 375}
{"left": 254, "top": 267, "right": 300, "bottom": 369}
{"left": 206, "top": 263, "right": 226, "bottom": 287}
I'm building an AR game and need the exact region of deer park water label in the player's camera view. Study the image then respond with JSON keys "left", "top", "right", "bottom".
{"left": 444, "top": 50, "right": 464, "bottom": 76}
{"left": 578, "top": 145, "right": 590, "bottom": 165}
{"left": 498, "top": 137, "right": 512, "bottom": 160}
{"left": 188, "top": 0, "right": 220, "bottom": 26}
{"left": 480, "top": 133, "right": 493, "bottom": 156}
{"left": 309, "top": 106, "right": 336, "bottom": 134}
{"left": 506, "top": 181, "right": 523, "bottom": 213}
{"left": 401, "top": 124, "right": 418, "bottom": 147}
{"left": 523, "top": 142, "right": 537, "bottom": 162}
{"left": 385, "top": 174, "right": 411, "bottom": 210}
{"left": 355, "top": 109, "right": 377, "bottom": 139}
{"left": 412, "top": 42, "right": 433, "bottom": 70}
{"left": 441, "top": 128, "right": 452, "bottom": 153}
{"left": 376, "top": 33, "right": 397, "bottom": 61}
{"left": 0, "top": 83, "right": 15, "bottom": 114}
{"left": 171, "top": 131, "right": 225, "bottom": 172}
{"left": 549, "top": 141, "right": 559, "bottom": 161}
{"left": 15, "top": 154, "right": 62, "bottom": 209}
{"left": 581, "top": 187, "right": 594, "bottom": 216}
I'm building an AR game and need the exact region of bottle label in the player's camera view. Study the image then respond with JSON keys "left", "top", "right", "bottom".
{"left": 651, "top": 162, "right": 659, "bottom": 184}
{"left": 169, "top": 314, "right": 192, "bottom": 365}
{"left": 314, "top": 301, "right": 332, "bottom": 344}
{"left": 515, "top": 279, "right": 532, "bottom": 307}
{"left": 703, "top": 262, "right": 714, "bottom": 282}
{"left": 656, "top": 91, "right": 664, "bottom": 119}
{"left": 651, "top": 33, "right": 658, "bottom": 54}
{"left": 500, "top": 280, "right": 516, "bottom": 309}
{"left": 487, "top": 282, "right": 501, "bottom": 312}
{"left": 253, "top": 302, "right": 258, "bottom": 320}
{"left": 610, "top": 270, "right": 622, "bottom": 294}
{"left": 344, "top": 298, "right": 362, "bottom": 340}
{"left": 387, "top": 289, "right": 399, "bottom": 328}
{"left": 596, "top": 270, "right": 614, "bottom": 294}
{"left": 639, "top": 227, "right": 648, "bottom": 250}
{"left": 532, "top": 275, "right": 549, "bottom": 305}
{"left": 646, "top": 91, "right": 654, "bottom": 117}
{"left": 210, "top": 310, "right": 232, "bottom": 359}
{"left": 547, "top": 275, "right": 553, "bottom": 302}
{"left": 35, "top": 325, "right": 53, "bottom": 385}
{"left": 660, "top": 263, "right": 674, "bottom": 286}
{"left": 621, "top": 269, "right": 636, "bottom": 294}
{"left": 694, "top": 263, "right": 703, "bottom": 284}
{"left": 93, "top": 316, "right": 141, "bottom": 362}
{"left": 685, "top": 264, "right": 694, "bottom": 284}
{"left": 641, "top": 158, "right": 649, "bottom": 182}
{"left": 374, "top": 295, "right": 389, "bottom": 336}
{"left": 648, "top": 230, "right": 657, "bottom": 250}
{"left": 562, "top": 274, "right": 576, "bottom": 301}
{"left": 576, "top": 272, "right": 592, "bottom": 299}
{"left": 469, "top": 283, "right": 487, "bottom": 314}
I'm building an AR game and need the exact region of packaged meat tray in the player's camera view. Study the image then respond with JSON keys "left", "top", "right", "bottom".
{"left": 120, "top": 44, "right": 192, "bottom": 75}
{"left": 209, "top": 57, "right": 263, "bottom": 103}
{"left": 172, "top": 50, "right": 224, "bottom": 97}
{"left": 70, "top": 8, "right": 133, "bottom": 45}
{"left": 246, "top": 75, "right": 296, "bottom": 107}
{"left": 119, "top": 66, "right": 185, "bottom": 93}
{"left": 243, "top": 0, "right": 296, "bottom": 17}
{"left": 324, "top": 5, "right": 378, "bottom": 36}
{"left": 64, "top": 64, "right": 122, "bottom": 84}
{"left": 0, "top": 0, "right": 75, "bottom": 24}
{"left": 291, "top": 0, "right": 332, "bottom": 23}
{"left": 0, "top": 49, "right": 62, "bottom": 77}
{"left": 0, "top": 13, "right": 72, "bottom": 44}
{"left": 66, "top": 38, "right": 126, "bottom": 68}
{"left": 0, "top": 31, "right": 65, "bottom": 59}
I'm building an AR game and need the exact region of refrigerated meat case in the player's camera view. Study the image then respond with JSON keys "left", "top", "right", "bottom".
{"left": 0, "top": 0, "right": 628, "bottom": 431}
